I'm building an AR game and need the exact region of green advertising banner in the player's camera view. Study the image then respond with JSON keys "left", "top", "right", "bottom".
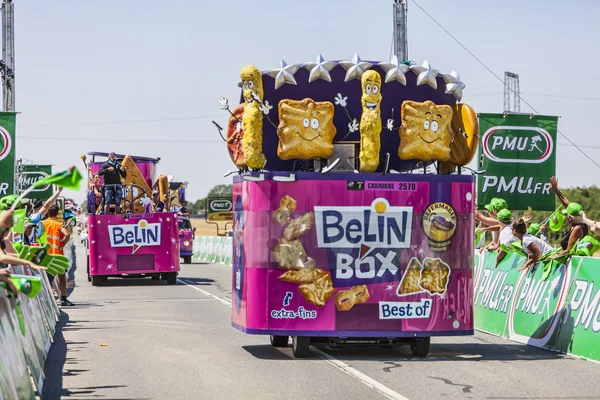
{"left": 206, "top": 197, "right": 233, "bottom": 222}
{"left": 18, "top": 165, "right": 53, "bottom": 200}
{"left": 474, "top": 251, "right": 600, "bottom": 362}
{"left": 477, "top": 113, "right": 558, "bottom": 211}
{"left": 0, "top": 112, "right": 16, "bottom": 196}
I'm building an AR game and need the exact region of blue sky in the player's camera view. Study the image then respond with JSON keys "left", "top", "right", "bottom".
{"left": 13, "top": 0, "right": 600, "bottom": 202}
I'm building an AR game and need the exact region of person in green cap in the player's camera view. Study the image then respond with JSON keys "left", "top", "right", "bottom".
{"left": 527, "top": 222, "right": 549, "bottom": 243}
{"left": 512, "top": 218, "right": 553, "bottom": 272}
{"left": 476, "top": 198, "right": 510, "bottom": 252}
{"left": 549, "top": 176, "right": 588, "bottom": 256}
{"left": 580, "top": 211, "right": 600, "bottom": 237}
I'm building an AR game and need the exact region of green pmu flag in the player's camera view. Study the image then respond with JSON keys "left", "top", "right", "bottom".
{"left": 477, "top": 113, "right": 558, "bottom": 211}
{"left": 33, "top": 166, "right": 83, "bottom": 190}
{"left": 0, "top": 112, "right": 16, "bottom": 196}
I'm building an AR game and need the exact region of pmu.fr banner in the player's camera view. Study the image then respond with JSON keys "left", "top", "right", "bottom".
{"left": 477, "top": 113, "right": 558, "bottom": 211}
{"left": 0, "top": 112, "right": 16, "bottom": 196}
{"left": 18, "top": 165, "right": 53, "bottom": 201}
{"left": 231, "top": 172, "right": 475, "bottom": 337}
{"left": 474, "top": 251, "right": 600, "bottom": 362}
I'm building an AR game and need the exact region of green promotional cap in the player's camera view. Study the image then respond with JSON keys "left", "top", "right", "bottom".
{"left": 562, "top": 202, "right": 583, "bottom": 217}
{"left": 484, "top": 198, "right": 499, "bottom": 212}
{"left": 528, "top": 223, "right": 541, "bottom": 235}
{"left": 494, "top": 198, "right": 508, "bottom": 211}
{"left": 549, "top": 210, "right": 565, "bottom": 232}
{"left": 497, "top": 209, "right": 513, "bottom": 223}
{"left": 0, "top": 195, "right": 25, "bottom": 211}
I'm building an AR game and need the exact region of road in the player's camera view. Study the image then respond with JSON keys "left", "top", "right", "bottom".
{"left": 42, "top": 244, "right": 600, "bottom": 400}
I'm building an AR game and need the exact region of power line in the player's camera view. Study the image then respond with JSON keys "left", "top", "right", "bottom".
{"left": 18, "top": 135, "right": 223, "bottom": 144}
{"left": 411, "top": 0, "right": 600, "bottom": 171}
{"left": 468, "top": 92, "right": 600, "bottom": 102}
{"left": 19, "top": 115, "right": 223, "bottom": 128}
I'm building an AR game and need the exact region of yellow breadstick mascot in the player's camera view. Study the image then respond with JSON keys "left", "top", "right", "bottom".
{"left": 240, "top": 65, "right": 267, "bottom": 170}
{"left": 359, "top": 70, "right": 383, "bottom": 172}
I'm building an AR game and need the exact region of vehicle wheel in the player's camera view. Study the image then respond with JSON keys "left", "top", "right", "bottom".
{"left": 410, "top": 337, "right": 431, "bottom": 358}
{"left": 183, "top": 256, "right": 192, "bottom": 264}
{"left": 270, "top": 335, "right": 289, "bottom": 348}
{"left": 151, "top": 275, "right": 160, "bottom": 281}
{"left": 87, "top": 257, "right": 91, "bottom": 282}
{"left": 91, "top": 276, "right": 104, "bottom": 287}
{"left": 292, "top": 336, "right": 311, "bottom": 358}
{"left": 166, "top": 272, "right": 177, "bottom": 285}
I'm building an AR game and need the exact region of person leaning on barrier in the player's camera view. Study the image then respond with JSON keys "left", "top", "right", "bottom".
{"left": 549, "top": 176, "right": 588, "bottom": 256}
{"left": 580, "top": 212, "right": 600, "bottom": 236}
{"left": 512, "top": 218, "right": 553, "bottom": 272}
{"left": 41, "top": 204, "right": 74, "bottom": 306}
{"left": 99, "top": 152, "right": 127, "bottom": 215}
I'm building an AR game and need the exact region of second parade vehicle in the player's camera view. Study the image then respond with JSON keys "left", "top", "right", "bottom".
{"left": 84, "top": 152, "right": 181, "bottom": 285}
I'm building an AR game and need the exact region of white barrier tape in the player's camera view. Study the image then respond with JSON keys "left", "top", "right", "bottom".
{"left": 192, "top": 236, "right": 233, "bottom": 267}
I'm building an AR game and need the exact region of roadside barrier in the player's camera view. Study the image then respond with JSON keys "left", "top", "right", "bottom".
{"left": 0, "top": 266, "right": 60, "bottom": 399}
{"left": 193, "top": 236, "right": 600, "bottom": 362}
{"left": 475, "top": 251, "right": 600, "bottom": 362}
{"left": 192, "top": 236, "right": 232, "bottom": 266}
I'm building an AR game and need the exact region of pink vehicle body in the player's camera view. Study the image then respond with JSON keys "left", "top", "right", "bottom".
{"left": 84, "top": 151, "right": 181, "bottom": 285}
{"left": 178, "top": 215, "right": 195, "bottom": 264}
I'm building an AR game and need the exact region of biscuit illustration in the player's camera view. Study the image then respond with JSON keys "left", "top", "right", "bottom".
{"left": 277, "top": 98, "right": 336, "bottom": 160}
{"left": 278, "top": 267, "right": 326, "bottom": 284}
{"left": 398, "top": 100, "right": 453, "bottom": 162}
{"left": 397, "top": 257, "right": 424, "bottom": 296}
{"left": 299, "top": 272, "right": 335, "bottom": 307}
{"left": 419, "top": 258, "right": 450, "bottom": 295}
{"left": 334, "top": 285, "right": 370, "bottom": 312}
{"left": 271, "top": 238, "right": 309, "bottom": 270}
{"left": 284, "top": 212, "right": 314, "bottom": 240}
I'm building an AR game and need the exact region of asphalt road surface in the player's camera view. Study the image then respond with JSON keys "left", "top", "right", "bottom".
{"left": 42, "top": 244, "right": 600, "bottom": 400}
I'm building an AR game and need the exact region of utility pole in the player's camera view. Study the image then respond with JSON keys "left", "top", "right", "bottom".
{"left": 503, "top": 72, "right": 520, "bottom": 113}
{"left": 393, "top": 0, "right": 408, "bottom": 62}
{"left": 2, "top": 0, "right": 14, "bottom": 112}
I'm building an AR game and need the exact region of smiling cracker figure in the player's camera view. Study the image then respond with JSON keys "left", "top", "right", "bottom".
{"left": 359, "top": 70, "right": 383, "bottom": 172}
{"left": 398, "top": 100, "right": 453, "bottom": 162}
{"left": 240, "top": 65, "right": 267, "bottom": 169}
{"left": 276, "top": 98, "right": 336, "bottom": 160}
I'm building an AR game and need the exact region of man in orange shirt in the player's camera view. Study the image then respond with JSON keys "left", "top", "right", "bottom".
{"left": 42, "top": 204, "right": 74, "bottom": 306}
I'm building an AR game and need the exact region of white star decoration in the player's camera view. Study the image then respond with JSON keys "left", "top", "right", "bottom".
{"left": 171, "top": 238, "right": 177, "bottom": 244}
{"left": 267, "top": 59, "right": 300, "bottom": 89}
{"left": 378, "top": 55, "right": 410, "bottom": 85}
{"left": 410, "top": 60, "right": 439, "bottom": 89}
{"left": 385, "top": 284, "right": 395, "bottom": 291}
{"left": 170, "top": 265, "right": 175, "bottom": 270}
{"left": 91, "top": 240, "right": 96, "bottom": 244}
{"left": 159, "top": 217, "right": 163, "bottom": 222}
{"left": 98, "top": 255, "right": 102, "bottom": 259}
{"left": 303, "top": 54, "right": 337, "bottom": 83}
{"left": 107, "top": 263, "right": 113, "bottom": 270}
{"left": 442, "top": 70, "right": 465, "bottom": 101}
{"left": 339, "top": 53, "right": 373, "bottom": 82}
{"left": 418, "top": 247, "right": 425, "bottom": 257}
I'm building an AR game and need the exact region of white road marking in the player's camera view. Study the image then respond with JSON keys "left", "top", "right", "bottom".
{"left": 177, "top": 278, "right": 411, "bottom": 400}
{"left": 177, "top": 279, "right": 233, "bottom": 307}
{"left": 311, "top": 347, "right": 410, "bottom": 400}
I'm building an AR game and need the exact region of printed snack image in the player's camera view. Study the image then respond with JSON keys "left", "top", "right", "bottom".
{"left": 276, "top": 98, "right": 337, "bottom": 160}
{"left": 429, "top": 214, "right": 456, "bottom": 241}
{"left": 284, "top": 212, "right": 315, "bottom": 240}
{"left": 272, "top": 208, "right": 291, "bottom": 226}
{"left": 272, "top": 238, "right": 309, "bottom": 270}
{"left": 334, "top": 285, "right": 370, "bottom": 312}
{"left": 397, "top": 257, "right": 424, "bottom": 296}
{"left": 419, "top": 258, "right": 451, "bottom": 295}
{"left": 299, "top": 272, "right": 336, "bottom": 307}
{"left": 280, "top": 195, "right": 297, "bottom": 212}
{"left": 278, "top": 266, "right": 327, "bottom": 284}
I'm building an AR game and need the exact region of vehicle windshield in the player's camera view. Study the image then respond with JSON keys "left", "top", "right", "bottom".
{"left": 178, "top": 219, "right": 192, "bottom": 230}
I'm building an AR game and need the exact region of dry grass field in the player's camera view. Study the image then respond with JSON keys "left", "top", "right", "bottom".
{"left": 190, "top": 218, "right": 232, "bottom": 236}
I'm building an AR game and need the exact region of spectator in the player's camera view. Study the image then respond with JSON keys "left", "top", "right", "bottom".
{"left": 493, "top": 209, "right": 520, "bottom": 268}
{"left": 63, "top": 211, "right": 77, "bottom": 288}
{"left": 146, "top": 191, "right": 166, "bottom": 213}
{"left": 98, "top": 152, "right": 126, "bottom": 215}
{"left": 29, "top": 187, "right": 63, "bottom": 230}
{"left": 512, "top": 218, "right": 553, "bottom": 272}
{"left": 476, "top": 198, "right": 509, "bottom": 251}
{"left": 549, "top": 176, "right": 588, "bottom": 255}
{"left": 527, "top": 222, "right": 549, "bottom": 243}
{"left": 41, "top": 204, "right": 74, "bottom": 306}
{"left": 580, "top": 211, "right": 600, "bottom": 236}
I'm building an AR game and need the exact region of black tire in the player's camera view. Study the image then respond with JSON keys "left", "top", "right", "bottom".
{"left": 87, "top": 257, "right": 91, "bottom": 282}
{"left": 166, "top": 272, "right": 177, "bottom": 285}
{"left": 183, "top": 256, "right": 192, "bottom": 264}
{"left": 410, "top": 337, "right": 431, "bottom": 358}
{"left": 91, "top": 275, "right": 104, "bottom": 287}
{"left": 292, "top": 336, "right": 311, "bottom": 358}
{"left": 270, "top": 335, "right": 289, "bottom": 348}
{"left": 151, "top": 275, "right": 160, "bottom": 281}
